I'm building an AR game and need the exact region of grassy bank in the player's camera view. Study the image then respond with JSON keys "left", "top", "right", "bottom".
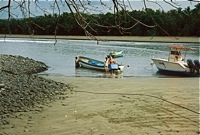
{"left": 0, "top": 34, "right": 199, "bottom": 43}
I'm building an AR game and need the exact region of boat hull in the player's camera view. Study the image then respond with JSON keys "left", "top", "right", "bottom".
{"left": 156, "top": 69, "right": 199, "bottom": 77}
{"left": 79, "top": 60, "right": 105, "bottom": 71}
{"left": 152, "top": 58, "right": 200, "bottom": 77}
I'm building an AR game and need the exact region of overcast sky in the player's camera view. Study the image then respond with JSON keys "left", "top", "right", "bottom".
{"left": 0, "top": 0, "right": 199, "bottom": 19}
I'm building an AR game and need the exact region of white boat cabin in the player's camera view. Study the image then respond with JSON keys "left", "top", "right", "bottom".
{"left": 168, "top": 46, "right": 190, "bottom": 62}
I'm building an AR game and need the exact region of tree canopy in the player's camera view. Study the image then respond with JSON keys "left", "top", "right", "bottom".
{"left": 0, "top": 1, "right": 199, "bottom": 37}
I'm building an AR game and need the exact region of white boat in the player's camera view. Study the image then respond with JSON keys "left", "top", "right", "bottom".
{"left": 151, "top": 45, "right": 200, "bottom": 77}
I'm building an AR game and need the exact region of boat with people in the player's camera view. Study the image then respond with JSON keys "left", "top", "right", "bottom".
{"left": 151, "top": 45, "right": 200, "bottom": 77}
{"left": 108, "top": 50, "right": 124, "bottom": 58}
{"left": 75, "top": 56, "right": 124, "bottom": 73}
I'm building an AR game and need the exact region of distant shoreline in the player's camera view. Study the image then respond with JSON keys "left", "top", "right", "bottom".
{"left": 0, "top": 34, "right": 199, "bottom": 43}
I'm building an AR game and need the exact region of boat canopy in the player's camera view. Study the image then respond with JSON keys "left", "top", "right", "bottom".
{"left": 169, "top": 45, "right": 192, "bottom": 51}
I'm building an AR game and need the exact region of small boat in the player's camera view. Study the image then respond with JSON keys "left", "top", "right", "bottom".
{"left": 108, "top": 50, "right": 124, "bottom": 58}
{"left": 75, "top": 56, "right": 124, "bottom": 72}
{"left": 151, "top": 45, "right": 200, "bottom": 77}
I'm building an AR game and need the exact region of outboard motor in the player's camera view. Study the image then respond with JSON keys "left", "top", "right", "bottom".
{"left": 194, "top": 60, "right": 200, "bottom": 69}
{"left": 194, "top": 60, "right": 200, "bottom": 73}
{"left": 187, "top": 59, "right": 195, "bottom": 73}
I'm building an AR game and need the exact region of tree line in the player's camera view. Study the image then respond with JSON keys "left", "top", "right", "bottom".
{"left": 0, "top": 3, "right": 199, "bottom": 36}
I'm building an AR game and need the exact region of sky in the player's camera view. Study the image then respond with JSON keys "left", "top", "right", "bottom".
{"left": 0, "top": 0, "right": 199, "bottom": 19}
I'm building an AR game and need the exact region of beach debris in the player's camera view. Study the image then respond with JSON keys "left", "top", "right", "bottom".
{"left": 0, "top": 83, "right": 5, "bottom": 88}
{"left": 0, "top": 83, "right": 5, "bottom": 93}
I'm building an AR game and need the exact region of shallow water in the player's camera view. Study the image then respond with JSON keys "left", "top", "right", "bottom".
{"left": 0, "top": 38, "right": 199, "bottom": 78}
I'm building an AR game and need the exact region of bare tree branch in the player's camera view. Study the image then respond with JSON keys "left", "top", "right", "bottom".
{"left": 143, "top": 0, "right": 171, "bottom": 36}
{"left": 0, "top": 0, "right": 198, "bottom": 41}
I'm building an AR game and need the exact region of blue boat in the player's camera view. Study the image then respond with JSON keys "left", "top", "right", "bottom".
{"left": 76, "top": 56, "right": 124, "bottom": 72}
{"left": 108, "top": 50, "right": 124, "bottom": 58}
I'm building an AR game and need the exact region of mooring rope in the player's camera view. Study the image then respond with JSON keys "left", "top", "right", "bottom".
{"left": 74, "top": 90, "right": 200, "bottom": 115}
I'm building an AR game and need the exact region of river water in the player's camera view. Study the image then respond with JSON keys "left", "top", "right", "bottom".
{"left": 0, "top": 38, "right": 199, "bottom": 78}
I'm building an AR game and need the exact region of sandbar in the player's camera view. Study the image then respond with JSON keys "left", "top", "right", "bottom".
{"left": 1, "top": 76, "right": 199, "bottom": 135}
{"left": 0, "top": 34, "right": 199, "bottom": 43}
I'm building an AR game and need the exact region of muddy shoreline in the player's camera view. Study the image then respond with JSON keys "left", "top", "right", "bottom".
{"left": 0, "top": 34, "right": 199, "bottom": 43}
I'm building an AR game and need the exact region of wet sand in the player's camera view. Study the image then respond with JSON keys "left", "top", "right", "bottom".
{"left": 0, "top": 34, "right": 199, "bottom": 43}
{"left": 1, "top": 76, "right": 199, "bottom": 135}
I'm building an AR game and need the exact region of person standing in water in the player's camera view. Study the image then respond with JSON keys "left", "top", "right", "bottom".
{"left": 75, "top": 56, "right": 80, "bottom": 68}
{"left": 104, "top": 57, "right": 109, "bottom": 73}
{"left": 108, "top": 56, "right": 116, "bottom": 75}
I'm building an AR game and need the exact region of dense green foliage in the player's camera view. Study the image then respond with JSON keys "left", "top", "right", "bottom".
{"left": 0, "top": 4, "right": 199, "bottom": 36}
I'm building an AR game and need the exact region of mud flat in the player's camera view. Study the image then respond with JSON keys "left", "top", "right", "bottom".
{"left": 0, "top": 34, "right": 199, "bottom": 43}
{"left": 1, "top": 76, "right": 199, "bottom": 135}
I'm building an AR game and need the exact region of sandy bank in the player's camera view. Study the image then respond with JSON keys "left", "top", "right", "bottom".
{"left": 0, "top": 34, "right": 199, "bottom": 43}
{"left": 1, "top": 76, "right": 199, "bottom": 135}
